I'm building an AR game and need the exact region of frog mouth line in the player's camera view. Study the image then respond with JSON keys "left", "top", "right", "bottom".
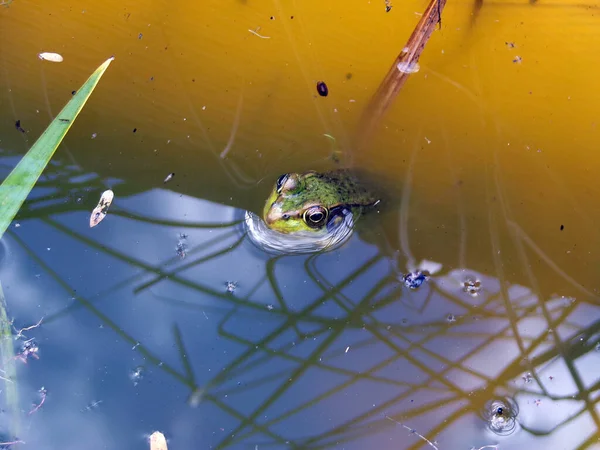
{"left": 244, "top": 209, "right": 356, "bottom": 255}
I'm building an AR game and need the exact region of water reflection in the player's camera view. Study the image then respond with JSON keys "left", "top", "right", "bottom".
{"left": 1, "top": 155, "right": 600, "bottom": 449}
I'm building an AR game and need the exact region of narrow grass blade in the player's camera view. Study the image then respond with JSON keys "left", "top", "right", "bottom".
{"left": 0, "top": 56, "right": 115, "bottom": 239}
{"left": 0, "top": 282, "right": 19, "bottom": 438}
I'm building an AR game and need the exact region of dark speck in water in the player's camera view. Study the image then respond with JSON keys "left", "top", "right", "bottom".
{"left": 560, "top": 224, "right": 564, "bottom": 230}
{"left": 133, "top": 128, "right": 137, "bottom": 133}
{"left": 138, "top": 33, "right": 143, "bottom": 39}
{"left": 71, "top": 90, "right": 76, "bottom": 95}
{"left": 346, "top": 73, "right": 352, "bottom": 80}
{"left": 317, "top": 81, "right": 328, "bottom": 97}
{"left": 15, "top": 120, "right": 25, "bottom": 133}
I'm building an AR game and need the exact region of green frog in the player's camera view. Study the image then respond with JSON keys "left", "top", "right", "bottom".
{"left": 263, "top": 169, "right": 381, "bottom": 234}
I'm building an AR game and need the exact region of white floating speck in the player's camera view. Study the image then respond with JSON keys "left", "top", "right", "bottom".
{"left": 90, "top": 190, "right": 114, "bottom": 228}
{"left": 345, "top": 346, "right": 350, "bottom": 353}
{"left": 163, "top": 173, "right": 175, "bottom": 183}
{"left": 38, "top": 52, "right": 64, "bottom": 63}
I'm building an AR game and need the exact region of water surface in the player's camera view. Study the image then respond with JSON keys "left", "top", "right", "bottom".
{"left": 1, "top": 0, "right": 600, "bottom": 449}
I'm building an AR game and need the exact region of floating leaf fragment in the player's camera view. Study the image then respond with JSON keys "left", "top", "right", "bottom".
{"left": 89, "top": 189, "right": 114, "bottom": 228}
{"left": 38, "top": 52, "right": 63, "bottom": 63}
{"left": 149, "top": 431, "right": 168, "bottom": 450}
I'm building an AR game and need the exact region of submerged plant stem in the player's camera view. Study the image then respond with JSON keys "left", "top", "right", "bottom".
{"left": 355, "top": 0, "right": 447, "bottom": 152}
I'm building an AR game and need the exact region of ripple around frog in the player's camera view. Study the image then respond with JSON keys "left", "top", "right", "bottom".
{"left": 479, "top": 397, "right": 520, "bottom": 436}
{"left": 243, "top": 209, "right": 356, "bottom": 255}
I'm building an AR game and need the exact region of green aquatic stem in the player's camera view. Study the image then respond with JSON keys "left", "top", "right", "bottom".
{"left": 0, "top": 56, "right": 115, "bottom": 239}
{"left": 0, "top": 281, "right": 18, "bottom": 438}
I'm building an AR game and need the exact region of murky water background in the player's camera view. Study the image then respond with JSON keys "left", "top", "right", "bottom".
{"left": 1, "top": 0, "right": 600, "bottom": 448}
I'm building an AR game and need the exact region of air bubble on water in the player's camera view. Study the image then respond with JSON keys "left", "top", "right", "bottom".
{"left": 130, "top": 366, "right": 145, "bottom": 386}
{"left": 479, "top": 397, "right": 519, "bottom": 436}
{"left": 397, "top": 61, "right": 420, "bottom": 74}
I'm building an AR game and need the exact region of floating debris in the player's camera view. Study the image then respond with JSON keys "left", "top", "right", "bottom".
{"left": 149, "top": 431, "right": 168, "bottom": 450}
{"left": 463, "top": 278, "right": 482, "bottom": 296}
{"left": 82, "top": 399, "right": 103, "bottom": 412}
{"left": 130, "top": 366, "right": 145, "bottom": 386}
{"left": 522, "top": 372, "right": 533, "bottom": 383}
{"left": 15, "top": 120, "right": 25, "bottom": 133}
{"left": 89, "top": 190, "right": 114, "bottom": 228}
{"left": 248, "top": 27, "right": 271, "bottom": 39}
{"left": 176, "top": 234, "right": 188, "bottom": 259}
{"left": 91, "top": 132, "right": 97, "bottom": 139}
{"left": 513, "top": 55, "right": 522, "bottom": 64}
{"left": 505, "top": 41, "right": 516, "bottom": 48}
{"left": 163, "top": 173, "right": 175, "bottom": 184}
{"left": 479, "top": 398, "right": 519, "bottom": 436}
{"left": 38, "top": 52, "right": 63, "bottom": 63}
{"left": 446, "top": 314, "right": 456, "bottom": 323}
{"left": 402, "top": 270, "right": 429, "bottom": 290}
{"left": 138, "top": 32, "right": 143, "bottom": 39}
{"left": 17, "top": 339, "right": 39, "bottom": 363}
{"left": 385, "top": 0, "right": 393, "bottom": 12}
{"left": 316, "top": 81, "right": 329, "bottom": 97}
{"left": 29, "top": 386, "right": 47, "bottom": 415}
{"left": 226, "top": 281, "right": 238, "bottom": 294}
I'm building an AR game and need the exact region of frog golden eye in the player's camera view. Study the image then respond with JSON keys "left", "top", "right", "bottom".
{"left": 276, "top": 174, "right": 288, "bottom": 193}
{"left": 303, "top": 206, "right": 329, "bottom": 228}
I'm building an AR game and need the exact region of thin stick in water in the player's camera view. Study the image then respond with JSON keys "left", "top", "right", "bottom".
{"left": 385, "top": 415, "right": 440, "bottom": 450}
{"left": 356, "top": 0, "right": 447, "bottom": 151}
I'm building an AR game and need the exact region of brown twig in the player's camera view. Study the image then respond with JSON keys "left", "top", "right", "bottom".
{"left": 355, "top": 0, "right": 447, "bottom": 154}
{"left": 28, "top": 387, "right": 47, "bottom": 415}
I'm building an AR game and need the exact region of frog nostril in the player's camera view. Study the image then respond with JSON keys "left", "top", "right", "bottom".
{"left": 282, "top": 214, "right": 290, "bottom": 220}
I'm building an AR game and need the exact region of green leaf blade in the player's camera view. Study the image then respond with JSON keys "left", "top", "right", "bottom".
{"left": 0, "top": 56, "right": 115, "bottom": 238}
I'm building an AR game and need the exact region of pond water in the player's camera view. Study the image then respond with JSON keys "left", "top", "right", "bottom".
{"left": 1, "top": 0, "right": 600, "bottom": 449}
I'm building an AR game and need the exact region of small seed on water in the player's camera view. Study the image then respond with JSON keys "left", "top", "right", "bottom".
{"left": 90, "top": 190, "right": 114, "bottom": 228}
{"left": 316, "top": 81, "right": 329, "bottom": 97}
{"left": 38, "top": 52, "right": 63, "bottom": 63}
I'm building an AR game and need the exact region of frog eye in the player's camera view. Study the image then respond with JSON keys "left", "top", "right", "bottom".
{"left": 303, "top": 206, "right": 329, "bottom": 228}
{"left": 276, "top": 174, "right": 288, "bottom": 193}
